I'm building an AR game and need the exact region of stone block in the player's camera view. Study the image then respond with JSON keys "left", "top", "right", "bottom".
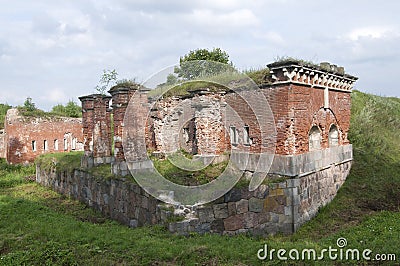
{"left": 269, "top": 188, "right": 284, "bottom": 196}
{"left": 129, "top": 219, "right": 138, "bottom": 228}
{"left": 213, "top": 203, "right": 228, "bottom": 219}
{"left": 197, "top": 206, "right": 215, "bottom": 223}
{"left": 235, "top": 199, "right": 249, "bottom": 214}
{"left": 257, "top": 212, "right": 270, "bottom": 225}
{"left": 227, "top": 202, "right": 236, "bottom": 216}
{"left": 224, "top": 189, "right": 242, "bottom": 202}
{"left": 210, "top": 219, "right": 224, "bottom": 233}
{"left": 223, "top": 214, "right": 244, "bottom": 231}
{"left": 244, "top": 212, "right": 257, "bottom": 228}
{"left": 173, "top": 220, "right": 190, "bottom": 234}
{"left": 195, "top": 222, "right": 211, "bottom": 234}
{"left": 248, "top": 197, "right": 264, "bottom": 213}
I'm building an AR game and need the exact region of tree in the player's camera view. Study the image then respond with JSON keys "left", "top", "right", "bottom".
{"left": 174, "top": 48, "right": 232, "bottom": 80}
{"left": 51, "top": 104, "right": 66, "bottom": 115}
{"left": 95, "top": 69, "right": 118, "bottom": 94}
{"left": 166, "top": 74, "right": 178, "bottom": 85}
{"left": 0, "top": 103, "right": 12, "bottom": 129}
{"left": 65, "top": 100, "right": 81, "bottom": 118}
{"left": 23, "top": 97, "right": 36, "bottom": 111}
{"left": 51, "top": 100, "right": 82, "bottom": 118}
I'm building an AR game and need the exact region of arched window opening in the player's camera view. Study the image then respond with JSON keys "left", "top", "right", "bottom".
{"left": 329, "top": 124, "right": 339, "bottom": 147}
{"left": 309, "top": 126, "right": 322, "bottom": 151}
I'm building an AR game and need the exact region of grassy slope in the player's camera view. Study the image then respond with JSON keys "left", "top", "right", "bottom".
{"left": 0, "top": 90, "right": 399, "bottom": 265}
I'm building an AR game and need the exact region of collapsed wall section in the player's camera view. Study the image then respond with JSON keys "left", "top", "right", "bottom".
{"left": 79, "top": 94, "right": 112, "bottom": 167}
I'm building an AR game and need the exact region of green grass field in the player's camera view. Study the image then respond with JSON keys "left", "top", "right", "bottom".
{"left": 0, "top": 90, "right": 399, "bottom": 265}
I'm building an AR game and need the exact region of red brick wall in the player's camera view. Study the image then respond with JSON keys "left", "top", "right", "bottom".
{"left": 79, "top": 74, "right": 352, "bottom": 162}
{"left": 109, "top": 87, "right": 138, "bottom": 161}
{"left": 285, "top": 85, "right": 351, "bottom": 154}
{"left": 5, "top": 109, "right": 83, "bottom": 164}
{"left": 93, "top": 95, "right": 112, "bottom": 159}
{"left": 141, "top": 84, "right": 351, "bottom": 157}
{"left": 80, "top": 96, "right": 95, "bottom": 153}
{"left": 262, "top": 86, "right": 291, "bottom": 155}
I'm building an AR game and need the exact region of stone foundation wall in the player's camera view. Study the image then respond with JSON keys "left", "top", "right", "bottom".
{"left": 35, "top": 166, "right": 161, "bottom": 227}
{"left": 169, "top": 160, "right": 351, "bottom": 235}
{"left": 36, "top": 158, "right": 351, "bottom": 235}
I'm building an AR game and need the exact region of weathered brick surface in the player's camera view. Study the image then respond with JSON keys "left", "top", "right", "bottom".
{"left": 0, "top": 129, "right": 5, "bottom": 158}
{"left": 109, "top": 87, "right": 135, "bottom": 161}
{"left": 143, "top": 84, "right": 351, "bottom": 157}
{"left": 4, "top": 108, "right": 83, "bottom": 164}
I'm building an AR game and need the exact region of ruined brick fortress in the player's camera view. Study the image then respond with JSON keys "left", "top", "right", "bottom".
{"left": 35, "top": 59, "right": 358, "bottom": 235}
{"left": 34, "top": 59, "right": 354, "bottom": 235}
{"left": 0, "top": 109, "right": 84, "bottom": 164}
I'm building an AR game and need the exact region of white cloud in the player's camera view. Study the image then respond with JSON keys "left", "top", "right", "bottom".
{"left": 346, "top": 26, "right": 396, "bottom": 41}
{"left": 185, "top": 9, "right": 259, "bottom": 33}
{"left": 253, "top": 30, "right": 286, "bottom": 46}
{"left": 42, "top": 88, "right": 68, "bottom": 104}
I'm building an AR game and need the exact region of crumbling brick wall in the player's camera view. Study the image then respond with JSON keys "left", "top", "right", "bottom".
{"left": 4, "top": 108, "right": 83, "bottom": 164}
{"left": 78, "top": 60, "right": 356, "bottom": 177}
{"left": 258, "top": 85, "right": 352, "bottom": 155}
{"left": 79, "top": 94, "right": 112, "bottom": 166}
{"left": 0, "top": 129, "right": 5, "bottom": 158}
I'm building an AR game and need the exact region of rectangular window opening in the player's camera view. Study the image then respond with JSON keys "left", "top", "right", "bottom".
{"left": 54, "top": 139, "right": 58, "bottom": 151}
{"left": 243, "top": 125, "right": 250, "bottom": 145}
{"left": 72, "top": 137, "right": 77, "bottom": 150}
{"left": 230, "top": 126, "right": 238, "bottom": 145}
{"left": 44, "top": 140, "right": 48, "bottom": 151}
{"left": 32, "top": 140, "right": 36, "bottom": 151}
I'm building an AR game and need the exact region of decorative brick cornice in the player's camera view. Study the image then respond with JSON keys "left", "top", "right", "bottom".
{"left": 267, "top": 61, "right": 358, "bottom": 92}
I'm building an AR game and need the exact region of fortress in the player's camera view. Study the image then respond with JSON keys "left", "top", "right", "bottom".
{"left": 35, "top": 59, "right": 358, "bottom": 235}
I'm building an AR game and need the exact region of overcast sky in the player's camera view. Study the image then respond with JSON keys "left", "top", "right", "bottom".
{"left": 1, "top": 0, "right": 399, "bottom": 110}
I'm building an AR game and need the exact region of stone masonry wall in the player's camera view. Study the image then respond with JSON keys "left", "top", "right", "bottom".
{"left": 4, "top": 108, "right": 83, "bottom": 164}
{"left": 36, "top": 159, "right": 351, "bottom": 235}
{"left": 36, "top": 166, "right": 161, "bottom": 228}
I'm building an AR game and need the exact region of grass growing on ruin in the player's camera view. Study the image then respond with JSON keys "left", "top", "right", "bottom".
{"left": 35, "top": 151, "right": 83, "bottom": 174}
{"left": 148, "top": 69, "right": 268, "bottom": 98}
{"left": 152, "top": 155, "right": 228, "bottom": 186}
{"left": 35, "top": 152, "right": 134, "bottom": 182}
